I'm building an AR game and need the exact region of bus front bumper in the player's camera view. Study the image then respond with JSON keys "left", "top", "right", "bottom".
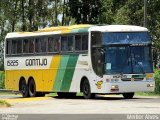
{"left": 104, "top": 81, "right": 155, "bottom": 94}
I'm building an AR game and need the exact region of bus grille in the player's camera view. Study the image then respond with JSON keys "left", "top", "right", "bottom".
{"left": 121, "top": 78, "right": 144, "bottom": 81}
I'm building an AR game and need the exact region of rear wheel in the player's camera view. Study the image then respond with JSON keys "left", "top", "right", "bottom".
{"left": 122, "top": 92, "right": 134, "bottom": 99}
{"left": 82, "top": 79, "right": 95, "bottom": 99}
{"left": 28, "top": 79, "right": 36, "bottom": 97}
{"left": 20, "top": 80, "right": 29, "bottom": 98}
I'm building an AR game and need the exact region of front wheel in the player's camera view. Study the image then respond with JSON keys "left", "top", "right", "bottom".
{"left": 82, "top": 79, "right": 95, "bottom": 99}
{"left": 122, "top": 92, "right": 134, "bottom": 99}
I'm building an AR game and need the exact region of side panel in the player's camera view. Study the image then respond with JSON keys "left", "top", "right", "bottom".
{"left": 43, "top": 55, "right": 61, "bottom": 92}
{"left": 60, "top": 55, "right": 79, "bottom": 92}
{"left": 53, "top": 55, "right": 69, "bottom": 91}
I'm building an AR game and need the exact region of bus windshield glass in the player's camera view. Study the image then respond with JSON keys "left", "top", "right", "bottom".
{"left": 105, "top": 46, "right": 153, "bottom": 74}
{"left": 102, "top": 32, "right": 151, "bottom": 44}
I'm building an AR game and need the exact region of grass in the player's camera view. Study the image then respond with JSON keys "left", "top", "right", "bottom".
{"left": 0, "top": 100, "right": 11, "bottom": 107}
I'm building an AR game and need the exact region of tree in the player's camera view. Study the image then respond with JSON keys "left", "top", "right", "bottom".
{"left": 68, "top": 0, "right": 101, "bottom": 24}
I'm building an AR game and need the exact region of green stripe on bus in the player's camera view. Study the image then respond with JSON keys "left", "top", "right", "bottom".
{"left": 60, "top": 55, "right": 79, "bottom": 92}
{"left": 53, "top": 55, "right": 70, "bottom": 91}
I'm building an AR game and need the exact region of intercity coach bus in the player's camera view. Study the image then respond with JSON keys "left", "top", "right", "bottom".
{"left": 4, "top": 24, "right": 155, "bottom": 99}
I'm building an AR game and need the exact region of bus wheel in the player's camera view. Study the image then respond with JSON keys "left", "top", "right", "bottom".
{"left": 122, "top": 92, "right": 134, "bottom": 99}
{"left": 20, "top": 80, "right": 29, "bottom": 98}
{"left": 82, "top": 79, "right": 95, "bottom": 99}
{"left": 28, "top": 79, "right": 36, "bottom": 97}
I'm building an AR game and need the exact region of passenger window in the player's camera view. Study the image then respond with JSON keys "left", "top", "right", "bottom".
{"left": 23, "top": 39, "right": 29, "bottom": 53}
{"left": 48, "top": 36, "right": 60, "bottom": 52}
{"left": 82, "top": 35, "right": 88, "bottom": 50}
{"left": 17, "top": 40, "right": 22, "bottom": 54}
{"left": 7, "top": 40, "right": 22, "bottom": 55}
{"left": 35, "top": 38, "right": 47, "bottom": 53}
{"left": 41, "top": 38, "right": 47, "bottom": 52}
{"left": 68, "top": 36, "right": 74, "bottom": 51}
{"left": 75, "top": 35, "right": 82, "bottom": 51}
{"left": 11, "top": 40, "right": 17, "bottom": 54}
{"left": 48, "top": 37, "right": 55, "bottom": 52}
{"left": 55, "top": 36, "right": 60, "bottom": 52}
{"left": 61, "top": 36, "right": 74, "bottom": 52}
{"left": 61, "top": 36, "right": 68, "bottom": 51}
{"left": 29, "top": 40, "right": 34, "bottom": 53}
{"left": 6, "top": 40, "right": 11, "bottom": 55}
{"left": 35, "top": 38, "right": 41, "bottom": 53}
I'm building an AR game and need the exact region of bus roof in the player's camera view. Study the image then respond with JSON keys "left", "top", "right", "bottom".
{"left": 6, "top": 24, "right": 148, "bottom": 39}
{"left": 89, "top": 25, "right": 148, "bottom": 32}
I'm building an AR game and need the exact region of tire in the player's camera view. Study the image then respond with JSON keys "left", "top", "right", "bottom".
{"left": 57, "top": 92, "right": 76, "bottom": 98}
{"left": 20, "top": 80, "right": 29, "bottom": 98}
{"left": 122, "top": 92, "right": 134, "bottom": 99}
{"left": 28, "top": 79, "right": 37, "bottom": 97}
{"left": 82, "top": 79, "right": 95, "bottom": 99}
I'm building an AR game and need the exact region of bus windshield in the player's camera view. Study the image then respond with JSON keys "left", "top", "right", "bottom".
{"left": 102, "top": 32, "right": 151, "bottom": 44}
{"left": 105, "top": 46, "right": 153, "bottom": 74}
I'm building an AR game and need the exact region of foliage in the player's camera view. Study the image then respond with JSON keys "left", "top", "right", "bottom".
{"left": 0, "top": 71, "right": 5, "bottom": 89}
{"left": 68, "top": 0, "right": 101, "bottom": 24}
{"left": 0, "top": 100, "right": 11, "bottom": 107}
{"left": 154, "top": 69, "right": 160, "bottom": 94}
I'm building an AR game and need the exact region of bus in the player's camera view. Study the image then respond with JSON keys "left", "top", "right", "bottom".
{"left": 4, "top": 24, "right": 155, "bottom": 99}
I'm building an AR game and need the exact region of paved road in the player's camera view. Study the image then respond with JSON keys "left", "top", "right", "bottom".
{"left": 0, "top": 94, "right": 160, "bottom": 114}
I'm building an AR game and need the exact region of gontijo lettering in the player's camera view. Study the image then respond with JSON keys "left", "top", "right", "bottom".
{"left": 25, "top": 58, "right": 47, "bottom": 66}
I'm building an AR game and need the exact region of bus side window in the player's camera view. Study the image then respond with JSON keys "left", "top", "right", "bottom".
{"left": 29, "top": 39, "right": 35, "bottom": 53}
{"left": 23, "top": 39, "right": 29, "bottom": 53}
{"left": 48, "top": 36, "right": 60, "bottom": 53}
{"left": 68, "top": 36, "right": 74, "bottom": 51}
{"left": 11, "top": 40, "right": 17, "bottom": 54}
{"left": 35, "top": 38, "right": 47, "bottom": 53}
{"left": 82, "top": 35, "right": 88, "bottom": 50}
{"left": 35, "top": 38, "right": 41, "bottom": 53}
{"left": 6, "top": 40, "right": 11, "bottom": 55}
{"left": 41, "top": 37, "right": 47, "bottom": 53}
{"left": 75, "top": 35, "right": 82, "bottom": 51}
{"left": 17, "top": 40, "right": 22, "bottom": 54}
{"left": 61, "top": 36, "right": 68, "bottom": 51}
{"left": 48, "top": 37, "right": 55, "bottom": 52}
{"left": 55, "top": 36, "right": 60, "bottom": 52}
